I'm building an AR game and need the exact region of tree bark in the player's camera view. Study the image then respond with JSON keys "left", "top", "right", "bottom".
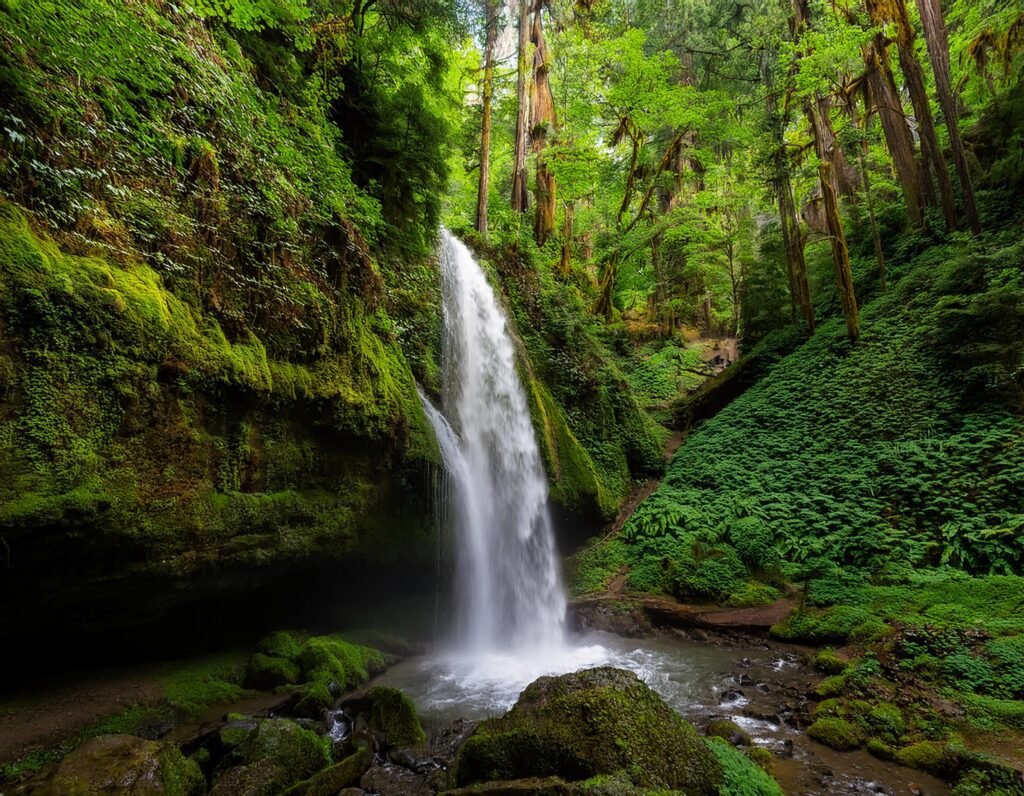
{"left": 762, "top": 48, "right": 814, "bottom": 334}
{"left": 863, "top": 35, "right": 926, "bottom": 227}
{"left": 559, "top": 201, "right": 573, "bottom": 276}
{"left": 846, "top": 92, "right": 887, "bottom": 288}
{"left": 531, "top": 3, "right": 556, "bottom": 244}
{"left": 916, "top": 0, "right": 982, "bottom": 233}
{"left": 870, "top": 0, "right": 958, "bottom": 229}
{"left": 511, "top": 0, "right": 530, "bottom": 213}
{"left": 809, "top": 99, "right": 860, "bottom": 341}
{"left": 475, "top": 0, "right": 499, "bottom": 236}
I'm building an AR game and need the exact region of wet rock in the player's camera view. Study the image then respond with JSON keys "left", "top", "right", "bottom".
{"left": 236, "top": 718, "right": 330, "bottom": 784}
{"left": 440, "top": 776, "right": 574, "bottom": 795}
{"left": 756, "top": 682, "right": 771, "bottom": 694}
{"left": 719, "top": 689, "right": 745, "bottom": 704}
{"left": 359, "top": 761, "right": 435, "bottom": 796}
{"left": 281, "top": 747, "right": 372, "bottom": 795}
{"left": 341, "top": 686, "right": 426, "bottom": 750}
{"left": 210, "top": 759, "right": 290, "bottom": 795}
{"left": 20, "top": 734, "right": 204, "bottom": 796}
{"left": 705, "top": 719, "right": 751, "bottom": 747}
{"left": 455, "top": 667, "right": 721, "bottom": 793}
{"left": 781, "top": 740, "right": 794, "bottom": 758}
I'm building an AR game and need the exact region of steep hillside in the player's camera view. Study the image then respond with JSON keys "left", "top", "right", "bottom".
{"left": 0, "top": 0, "right": 658, "bottom": 638}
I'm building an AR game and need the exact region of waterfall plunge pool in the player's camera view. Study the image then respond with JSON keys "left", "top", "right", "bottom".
{"left": 372, "top": 629, "right": 951, "bottom": 795}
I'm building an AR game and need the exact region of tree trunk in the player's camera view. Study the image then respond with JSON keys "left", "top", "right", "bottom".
{"left": 916, "top": 0, "right": 982, "bottom": 233}
{"left": 559, "top": 202, "right": 573, "bottom": 276}
{"left": 531, "top": 3, "right": 556, "bottom": 245}
{"left": 475, "top": 0, "right": 499, "bottom": 236}
{"left": 762, "top": 48, "right": 814, "bottom": 334}
{"left": 863, "top": 35, "right": 926, "bottom": 227}
{"left": 809, "top": 99, "right": 860, "bottom": 341}
{"left": 511, "top": 0, "right": 530, "bottom": 213}
{"left": 846, "top": 93, "right": 887, "bottom": 288}
{"left": 872, "top": 0, "right": 958, "bottom": 229}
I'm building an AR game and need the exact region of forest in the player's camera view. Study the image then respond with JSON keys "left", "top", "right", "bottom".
{"left": 0, "top": 0, "right": 1022, "bottom": 794}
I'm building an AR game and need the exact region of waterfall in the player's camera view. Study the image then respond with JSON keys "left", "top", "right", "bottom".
{"left": 419, "top": 230, "right": 566, "bottom": 651}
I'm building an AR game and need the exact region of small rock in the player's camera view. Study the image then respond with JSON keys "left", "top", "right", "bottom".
{"left": 782, "top": 739, "right": 794, "bottom": 758}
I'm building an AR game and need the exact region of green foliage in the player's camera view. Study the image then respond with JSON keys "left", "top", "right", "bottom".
{"left": 707, "top": 738, "right": 784, "bottom": 796}
{"left": 806, "top": 718, "right": 865, "bottom": 750}
{"left": 363, "top": 686, "right": 426, "bottom": 748}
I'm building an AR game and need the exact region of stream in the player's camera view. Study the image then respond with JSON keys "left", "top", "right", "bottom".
{"left": 374, "top": 630, "right": 950, "bottom": 796}
{"left": 401, "top": 232, "right": 950, "bottom": 796}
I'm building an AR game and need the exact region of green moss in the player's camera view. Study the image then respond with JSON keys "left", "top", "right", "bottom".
{"left": 281, "top": 747, "right": 372, "bottom": 796}
{"left": 894, "top": 740, "right": 955, "bottom": 775}
{"left": 706, "top": 719, "right": 751, "bottom": 746}
{"left": 744, "top": 747, "right": 775, "bottom": 775}
{"left": 156, "top": 745, "right": 206, "bottom": 796}
{"left": 247, "top": 653, "right": 301, "bottom": 690}
{"left": 813, "top": 649, "right": 848, "bottom": 675}
{"left": 159, "top": 651, "right": 251, "bottom": 719}
{"left": 297, "top": 635, "right": 385, "bottom": 691}
{"left": 806, "top": 718, "right": 865, "bottom": 750}
{"left": 867, "top": 703, "right": 906, "bottom": 741}
{"left": 455, "top": 667, "right": 721, "bottom": 792}
{"left": 707, "top": 738, "right": 784, "bottom": 796}
{"left": 257, "top": 631, "right": 304, "bottom": 661}
{"left": 238, "top": 719, "right": 330, "bottom": 783}
{"left": 813, "top": 675, "right": 848, "bottom": 699}
{"left": 363, "top": 686, "right": 426, "bottom": 749}
{"left": 866, "top": 739, "right": 895, "bottom": 760}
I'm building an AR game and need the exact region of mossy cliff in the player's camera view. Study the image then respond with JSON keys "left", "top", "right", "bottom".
{"left": 0, "top": 0, "right": 661, "bottom": 636}
{"left": 0, "top": 0, "right": 451, "bottom": 636}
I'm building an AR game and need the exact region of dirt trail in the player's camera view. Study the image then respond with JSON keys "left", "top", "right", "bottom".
{"left": 0, "top": 669, "right": 164, "bottom": 763}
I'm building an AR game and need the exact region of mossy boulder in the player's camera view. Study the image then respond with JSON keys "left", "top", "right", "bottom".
{"left": 246, "top": 653, "right": 301, "bottom": 690}
{"left": 293, "top": 635, "right": 386, "bottom": 716}
{"left": 894, "top": 740, "right": 957, "bottom": 776}
{"left": 866, "top": 702, "right": 905, "bottom": 741}
{"left": 236, "top": 719, "right": 330, "bottom": 784}
{"left": 257, "top": 631, "right": 304, "bottom": 661}
{"left": 812, "top": 649, "right": 848, "bottom": 675}
{"left": 706, "top": 719, "right": 752, "bottom": 746}
{"left": 363, "top": 686, "right": 426, "bottom": 748}
{"left": 23, "top": 734, "right": 204, "bottom": 795}
{"left": 806, "top": 718, "right": 865, "bottom": 751}
{"left": 280, "top": 747, "right": 372, "bottom": 795}
{"left": 813, "top": 674, "right": 847, "bottom": 699}
{"left": 454, "top": 667, "right": 722, "bottom": 793}
{"left": 441, "top": 777, "right": 574, "bottom": 795}
{"left": 210, "top": 759, "right": 290, "bottom": 796}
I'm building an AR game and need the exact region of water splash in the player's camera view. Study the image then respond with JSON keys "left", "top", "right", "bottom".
{"left": 419, "top": 230, "right": 565, "bottom": 651}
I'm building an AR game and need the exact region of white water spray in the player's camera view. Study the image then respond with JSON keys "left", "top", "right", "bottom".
{"left": 420, "top": 230, "right": 566, "bottom": 651}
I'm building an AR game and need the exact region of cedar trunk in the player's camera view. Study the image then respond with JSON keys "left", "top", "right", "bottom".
{"left": 809, "top": 100, "right": 860, "bottom": 341}
{"left": 915, "top": 0, "right": 982, "bottom": 233}
{"left": 475, "top": 0, "right": 499, "bottom": 236}
{"left": 531, "top": 4, "right": 557, "bottom": 245}
{"left": 511, "top": 0, "right": 530, "bottom": 213}
{"left": 863, "top": 35, "right": 926, "bottom": 227}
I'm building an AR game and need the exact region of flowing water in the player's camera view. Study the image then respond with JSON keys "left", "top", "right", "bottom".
{"left": 408, "top": 231, "right": 949, "bottom": 795}
{"left": 422, "top": 229, "right": 565, "bottom": 651}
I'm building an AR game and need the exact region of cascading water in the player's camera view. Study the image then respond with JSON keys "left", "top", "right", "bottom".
{"left": 420, "top": 230, "right": 566, "bottom": 651}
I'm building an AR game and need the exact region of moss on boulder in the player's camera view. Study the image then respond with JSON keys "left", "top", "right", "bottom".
{"left": 280, "top": 747, "right": 372, "bottom": 795}
{"left": 247, "top": 653, "right": 302, "bottom": 690}
{"left": 363, "top": 686, "right": 426, "bottom": 748}
{"left": 706, "top": 719, "right": 752, "bottom": 746}
{"left": 807, "top": 718, "right": 865, "bottom": 751}
{"left": 24, "top": 734, "right": 204, "bottom": 795}
{"left": 455, "top": 667, "right": 721, "bottom": 793}
{"left": 236, "top": 719, "right": 330, "bottom": 784}
{"left": 894, "top": 740, "right": 956, "bottom": 776}
{"left": 210, "top": 759, "right": 290, "bottom": 796}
